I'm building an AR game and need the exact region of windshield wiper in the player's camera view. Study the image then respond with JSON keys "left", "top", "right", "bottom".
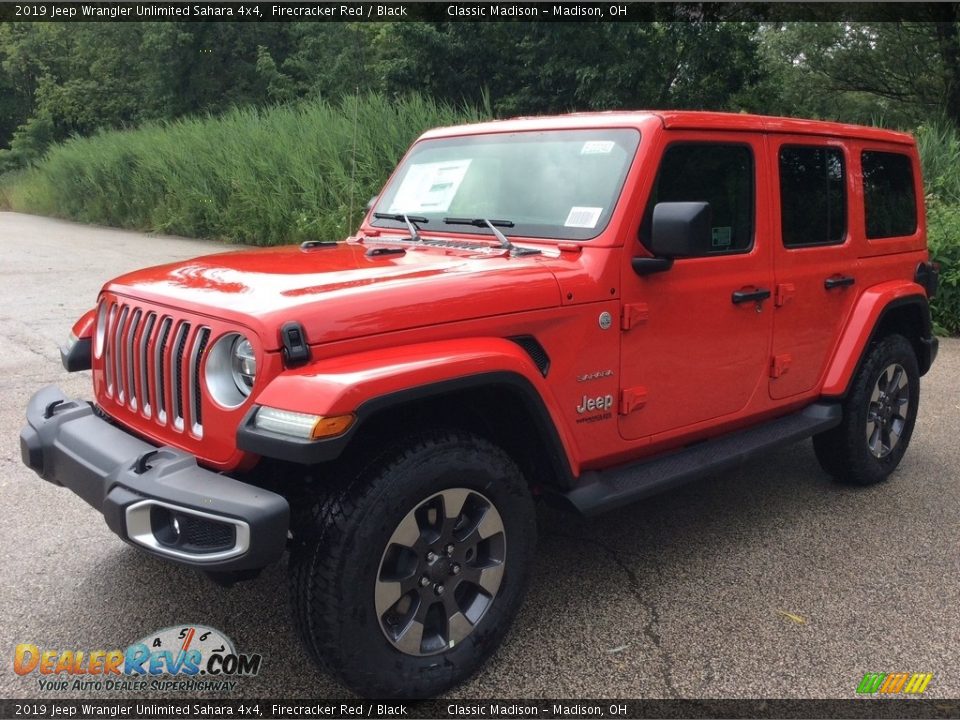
{"left": 373, "top": 212, "right": 427, "bottom": 242}
{"left": 443, "top": 218, "right": 540, "bottom": 255}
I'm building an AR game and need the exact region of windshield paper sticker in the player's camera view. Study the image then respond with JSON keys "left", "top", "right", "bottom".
{"left": 581, "top": 140, "right": 615, "bottom": 155}
{"left": 564, "top": 206, "right": 603, "bottom": 229}
{"left": 387, "top": 159, "right": 472, "bottom": 214}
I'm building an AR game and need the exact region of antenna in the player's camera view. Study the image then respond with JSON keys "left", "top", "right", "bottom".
{"left": 347, "top": 25, "right": 362, "bottom": 236}
{"left": 348, "top": 85, "right": 359, "bottom": 236}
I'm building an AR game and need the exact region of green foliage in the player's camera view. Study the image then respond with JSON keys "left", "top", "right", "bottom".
{"left": 375, "top": 22, "right": 765, "bottom": 116}
{"left": 916, "top": 118, "right": 960, "bottom": 205}
{"left": 735, "top": 18, "right": 960, "bottom": 128}
{"left": 6, "top": 19, "right": 960, "bottom": 159}
{"left": 0, "top": 22, "right": 306, "bottom": 161}
{"left": 0, "top": 169, "right": 25, "bottom": 209}
{"left": 926, "top": 201, "right": 960, "bottom": 335}
{"left": 6, "top": 94, "right": 486, "bottom": 245}
{"left": 0, "top": 22, "right": 769, "bottom": 163}
{"left": 915, "top": 118, "right": 960, "bottom": 334}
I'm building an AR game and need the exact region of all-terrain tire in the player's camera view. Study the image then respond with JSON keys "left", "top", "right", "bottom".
{"left": 813, "top": 333, "right": 920, "bottom": 485}
{"left": 288, "top": 430, "right": 536, "bottom": 698}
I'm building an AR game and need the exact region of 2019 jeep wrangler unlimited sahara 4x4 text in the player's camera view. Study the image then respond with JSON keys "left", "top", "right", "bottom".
{"left": 21, "top": 111, "right": 939, "bottom": 697}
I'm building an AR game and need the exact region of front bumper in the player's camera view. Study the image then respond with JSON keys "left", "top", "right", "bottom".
{"left": 20, "top": 386, "right": 289, "bottom": 573}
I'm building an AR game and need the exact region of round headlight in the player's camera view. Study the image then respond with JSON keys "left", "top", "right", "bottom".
{"left": 231, "top": 336, "right": 256, "bottom": 396}
{"left": 205, "top": 333, "right": 256, "bottom": 408}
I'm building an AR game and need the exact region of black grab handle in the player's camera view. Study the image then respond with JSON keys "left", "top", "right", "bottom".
{"left": 824, "top": 275, "right": 855, "bottom": 289}
{"left": 732, "top": 288, "right": 772, "bottom": 304}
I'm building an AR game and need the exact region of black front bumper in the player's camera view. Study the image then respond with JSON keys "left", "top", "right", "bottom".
{"left": 20, "top": 386, "right": 289, "bottom": 573}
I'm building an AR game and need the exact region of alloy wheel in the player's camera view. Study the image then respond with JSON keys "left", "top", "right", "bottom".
{"left": 375, "top": 488, "right": 506, "bottom": 656}
{"left": 866, "top": 363, "right": 910, "bottom": 459}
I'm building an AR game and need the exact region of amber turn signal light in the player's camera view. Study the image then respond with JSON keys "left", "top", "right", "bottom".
{"left": 310, "top": 414, "right": 354, "bottom": 439}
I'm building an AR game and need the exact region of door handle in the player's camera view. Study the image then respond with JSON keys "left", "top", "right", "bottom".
{"left": 731, "top": 288, "right": 772, "bottom": 304}
{"left": 824, "top": 275, "right": 855, "bottom": 289}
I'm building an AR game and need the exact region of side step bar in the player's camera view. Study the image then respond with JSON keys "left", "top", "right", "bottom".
{"left": 563, "top": 403, "right": 842, "bottom": 516}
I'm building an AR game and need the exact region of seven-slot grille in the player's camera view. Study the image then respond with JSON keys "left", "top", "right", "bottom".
{"left": 100, "top": 300, "right": 211, "bottom": 437}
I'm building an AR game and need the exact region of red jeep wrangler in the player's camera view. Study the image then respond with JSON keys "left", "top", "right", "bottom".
{"left": 21, "top": 112, "right": 939, "bottom": 697}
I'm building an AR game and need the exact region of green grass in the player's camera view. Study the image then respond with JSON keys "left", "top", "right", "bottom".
{"left": 0, "top": 169, "right": 27, "bottom": 210}
{"left": 6, "top": 94, "right": 488, "bottom": 245}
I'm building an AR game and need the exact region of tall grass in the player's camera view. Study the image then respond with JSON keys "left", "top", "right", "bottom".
{"left": 0, "top": 169, "right": 26, "bottom": 210}
{"left": 7, "top": 94, "right": 488, "bottom": 245}
{"left": 916, "top": 118, "right": 960, "bottom": 205}
{"left": 916, "top": 118, "right": 960, "bottom": 334}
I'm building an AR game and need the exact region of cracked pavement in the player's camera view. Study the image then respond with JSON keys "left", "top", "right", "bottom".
{"left": 1, "top": 211, "right": 959, "bottom": 700}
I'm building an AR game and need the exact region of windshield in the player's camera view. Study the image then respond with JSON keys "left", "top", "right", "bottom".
{"left": 372, "top": 128, "right": 641, "bottom": 241}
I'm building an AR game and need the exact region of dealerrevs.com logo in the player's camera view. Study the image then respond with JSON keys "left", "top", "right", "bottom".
{"left": 14, "top": 625, "right": 261, "bottom": 693}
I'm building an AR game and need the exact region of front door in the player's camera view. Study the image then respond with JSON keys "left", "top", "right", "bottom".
{"left": 619, "top": 133, "right": 774, "bottom": 441}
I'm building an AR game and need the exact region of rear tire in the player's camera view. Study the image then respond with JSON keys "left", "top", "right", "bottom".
{"left": 813, "top": 334, "right": 919, "bottom": 485}
{"left": 288, "top": 431, "right": 536, "bottom": 698}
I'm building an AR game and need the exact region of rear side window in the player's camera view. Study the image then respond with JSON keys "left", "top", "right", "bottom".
{"left": 643, "top": 143, "right": 754, "bottom": 255}
{"left": 862, "top": 151, "right": 917, "bottom": 239}
{"left": 779, "top": 146, "right": 847, "bottom": 247}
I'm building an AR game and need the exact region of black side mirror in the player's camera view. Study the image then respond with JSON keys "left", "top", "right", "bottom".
{"left": 633, "top": 201, "right": 712, "bottom": 276}
{"left": 649, "top": 201, "right": 711, "bottom": 257}
{"left": 365, "top": 196, "right": 378, "bottom": 213}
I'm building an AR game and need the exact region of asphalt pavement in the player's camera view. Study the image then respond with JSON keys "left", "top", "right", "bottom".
{"left": 1, "top": 211, "right": 958, "bottom": 700}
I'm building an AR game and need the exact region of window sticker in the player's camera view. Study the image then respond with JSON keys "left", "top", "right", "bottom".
{"left": 581, "top": 140, "right": 615, "bottom": 155}
{"left": 387, "top": 159, "right": 472, "bottom": 214}
{"left": 564, "top": 206, "right": 603, "bottom": 229}
{"left": 712, "top": 226, "right": 732, "bottom": 248}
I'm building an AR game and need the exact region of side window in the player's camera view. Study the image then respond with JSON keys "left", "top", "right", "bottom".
{"left": 779, "top": 145, "right": 847, "bottom": 247}
{"left": 642, "top": 143, "right": 754, "bottom": 256}
{"left": 862, "top": 151, "right": 917, "bottom": 239}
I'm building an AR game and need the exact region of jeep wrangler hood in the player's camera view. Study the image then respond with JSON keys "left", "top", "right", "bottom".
{"left": 103, "top": 241, "right": 562, "bottom": 350}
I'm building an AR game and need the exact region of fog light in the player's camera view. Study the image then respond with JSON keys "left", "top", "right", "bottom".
{"left": 150, "top": 505, "right": 180, "bottom": 547}
{"left": 127, "top": 500, "right": 249, "bottom": 561}
{"left": 254, "top": 407, "right": 354, "bottom": 440}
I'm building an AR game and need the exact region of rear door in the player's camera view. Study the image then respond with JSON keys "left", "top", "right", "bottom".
{"left": 769, "top": 137, "right": 858, "bottom": 399}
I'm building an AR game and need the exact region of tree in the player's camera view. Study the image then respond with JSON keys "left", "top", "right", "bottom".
{"left": 373, "top": 22, "right": 765, "bottom": 115}
{"left": 753, "top": 17, "right": 960, "bottom": 127}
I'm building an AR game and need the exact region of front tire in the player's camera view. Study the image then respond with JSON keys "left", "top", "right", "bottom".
{"left": 813, "top": 334, "right": 920, "bottom": 485}
{"left": 288, "top": 431, "right": 536, "bottom": 698}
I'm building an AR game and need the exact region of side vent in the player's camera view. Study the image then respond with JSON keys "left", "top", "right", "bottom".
{"left": 509, "top": 336, "right": 550, "bottom": 377}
